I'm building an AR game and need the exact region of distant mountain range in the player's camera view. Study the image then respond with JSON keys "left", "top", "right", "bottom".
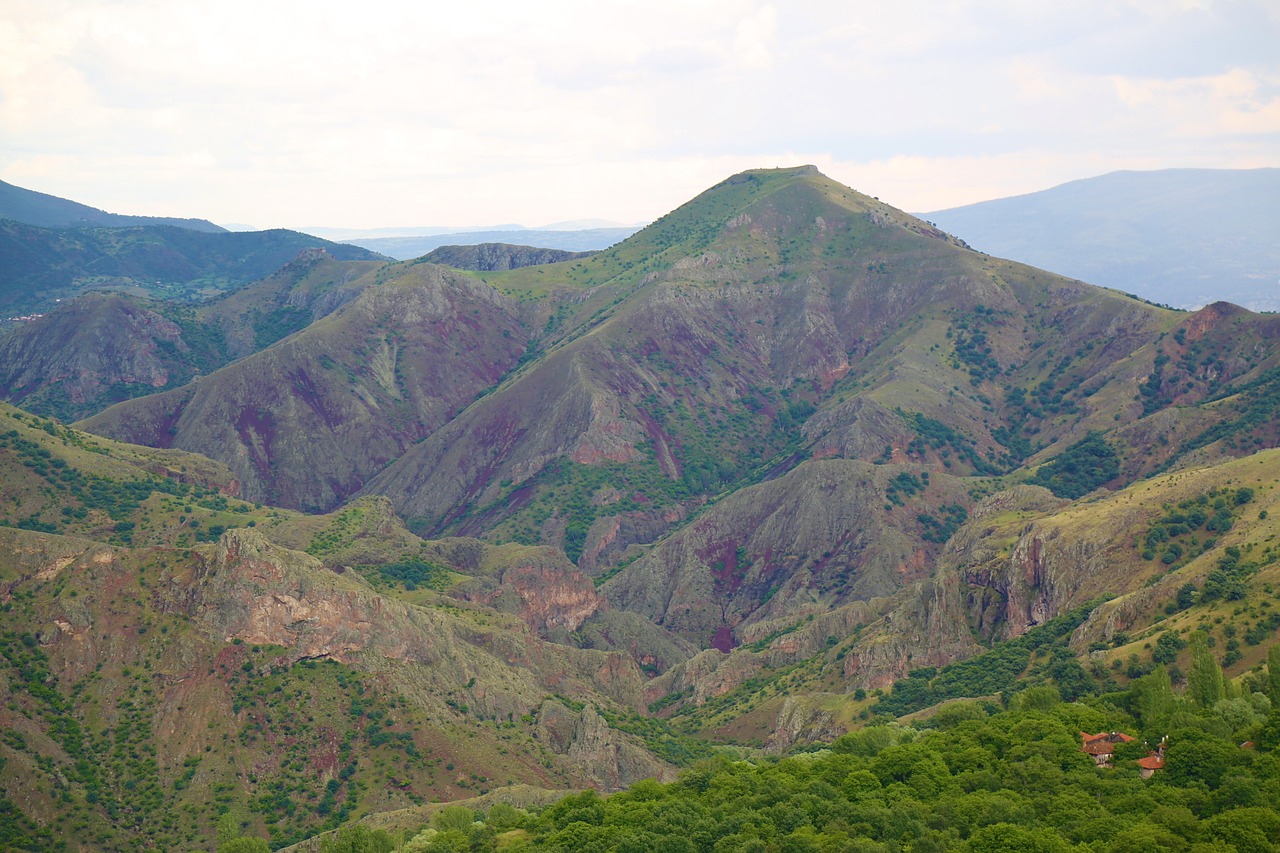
{"left": 0, "top": 180, "right": 387, "bottom": 316}
{"left": 0, "top": 221, "right": 387, "bottom": 316}
{"left": 337, "top": 227, "right": 640, "bottom": 259}
{"left": 924, "top": 168, "right": 1280, "bottom": 311}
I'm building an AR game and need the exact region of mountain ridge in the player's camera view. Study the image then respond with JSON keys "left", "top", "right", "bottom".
{"left": 0, "top": 177, "right": 227, "bottom": 232}
{"left": 2, "top": 165, "right": 1280, "bottom": 849}
{"left": 0, "top": 220, "right": 388, "bottom": 316}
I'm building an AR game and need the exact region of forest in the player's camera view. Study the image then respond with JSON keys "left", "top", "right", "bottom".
{"left": 209, "top": 647, "right": 1280, "bottom": 853}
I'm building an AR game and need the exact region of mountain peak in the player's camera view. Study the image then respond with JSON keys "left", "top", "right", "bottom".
{"left": 597, "top": 164, "right": 950, "bottom": 270}
{"left": 729, "top": 163, "right": 823, "bottom": 180}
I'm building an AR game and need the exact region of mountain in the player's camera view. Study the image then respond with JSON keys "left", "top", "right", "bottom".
{"left": 298, "top": 224, "right": 527, "bottom": 241}
{"left": 0, "top": 250, "right": 388, "bottom": 421}
{"left": 0, "top": 178, "right": 227, "bottom": 232}
{"left": 0, "top": 403, "right": 680, "bottom": 850}
{"left": 79, "top": 261, "right": 537, "bottom": 511}
{"left": 346, "top": 227, "right": 639, "bottom": 260}
{"left": 923, "top": 168, "right": 1280, "bottom": 311}
{"left": 0, "top": 292, "right": 225, "bottom": 422}
{"left": 4, "top": 165, "right": 1280, "bottom": 849}
{"left": 0, "top": 221, "right": 388, "bottom": 316}
{"left": 77, "top": 166, "right": 1280, "bottom": 651}
{"left": 421, "top": 243, "right": 596, "bottom": 271}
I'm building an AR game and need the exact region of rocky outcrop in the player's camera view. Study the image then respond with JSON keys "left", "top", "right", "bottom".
{"left": 838, "top": 574, "right": 982, "bottom": 689}
{"left": 765, "top": 696, "right": 845, "bottom": 753}
{"left": 948, "top": 486, "right": 1139, "bottom": 642}
{"left": 574, "top": 609, "right": 697, "bottom": 675}
{"left": 450, "top": 544, "right": 604, "bottom": 638}
{"left": 0, "top": 528, "right": 114, "bottom": 617}
{"left": 193, "top": 529, "right": 445, "bottom": 664}
{"left": 536, "top": 701, "right": 675, "bottom": 789}
{"left": 643, "top": 647, "right": 766, "bottom": 708}
{"left": 188, "top": 529, "right": 649, "bottom": 720}
{"left": 576, "top": 504, "right": 693, "bottom": 577}
{"left": 422, "top": 243, "right": 596, "bottom": 271}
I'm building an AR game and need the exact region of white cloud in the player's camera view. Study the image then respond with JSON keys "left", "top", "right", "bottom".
{"left": 0, "top": 0, "right": 1276, "bottom": 227}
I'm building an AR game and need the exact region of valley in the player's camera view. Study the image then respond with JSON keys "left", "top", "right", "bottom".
{"left": 0, "top": 166, "right": 1278, "bottom": 851}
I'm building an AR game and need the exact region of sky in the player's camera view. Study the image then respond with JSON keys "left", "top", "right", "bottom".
{"left": 1, "top": 0, "right": 1278, "bottom": 230}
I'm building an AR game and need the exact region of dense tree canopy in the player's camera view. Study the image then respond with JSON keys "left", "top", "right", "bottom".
{"left": 293, "top": 665, "right": 1280, "bottom": 853}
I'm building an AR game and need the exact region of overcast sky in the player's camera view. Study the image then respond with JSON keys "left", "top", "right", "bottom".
{"left": 2, "top": 0, "right": 1277, "bottom": 230}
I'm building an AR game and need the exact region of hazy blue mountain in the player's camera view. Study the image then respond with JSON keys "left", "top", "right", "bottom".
{"left": 297, "top": 219, "right": 635, "bottom": 242}
{"left": 0, "top": 178, "right": 226, "bottom": 232}
{"left": 297, "top": 223, "right": 525, "bottom": 240}
{"left": 924, "top": 168, "right": 1280, "bottom": 310}
{"left": 345, "top": 226, "right": 640, "bottom": 260}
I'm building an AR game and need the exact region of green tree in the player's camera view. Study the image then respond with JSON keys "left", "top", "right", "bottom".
{"left": 433, "top": 805, "right": 475, "bottom": 833}
{"left": 1105, "top": 822, "right": 1187, "bottom": 853}
{"left": 1153, "top": 632, "right": 1186, "bottom": 665}
{"left": 966, "top": 822, "right": 1071, "bottom": 852}
{"left": 485, "top": 802, "right": 524, "bottom": 830}
{"left": 1012, "top": 686, "right": 1061, "bottom": 713}
{"left": 1029, "top": 433, "right": 1119, "bottom": 499}
{"left": 1268, "top": 645, "right": 1280, "bottom": 705}
{"left": 1163, "top": 731, "right": 1239, "bottom": 789}
{"left": 1132, "top": 666, "right": 1177, "bottom": 725}
{"left": 1257, "top": 707, "right": 1280, "bottom": 752}
{"left": 1205, "top": 807, "right": 1280, "bottom": 853}
{"left": 1187, "top": 632, "right": 1224, "bottom": 709}
{"left": 320, "top": 825, "right": 396, "bottom": 853}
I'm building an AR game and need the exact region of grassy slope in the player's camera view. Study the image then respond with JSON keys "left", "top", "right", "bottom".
{"left": 0, "top": 407, "right": 674, "bottom": 850}
{"left": 78, "top": 264, "right": 533, "bottom": 511}
{"left": 641, "top": 450, "right": 1280, "bottom": 746}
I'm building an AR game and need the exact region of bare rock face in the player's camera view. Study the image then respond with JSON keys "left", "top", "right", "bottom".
{"left": 194, "top": 529, "right": 445, "bottom": 664}
{"left": 644, "top": 647, "right": 766, "bottom": 708}
{"left": 828, "top": 487, "right": 1090, "bottom": 689}
{"left": 536, "top": 701, "right": 675, "bottom": 790}
{"left": 573, "top": 609, "right": 697, "bottom": 675}
{"left": 576, "top": 504, "right": 692, "bottom": 577}
{"left": 450, "top": 544, "right": 604, "bottom": 638}
{"left": 950, "top": 486, "right": 1140, "bottom": 642}
{"left": 188, "top": 529, "right": 651, "bottom": 724}
{"left": 765, "top": 696, "right": 845, "bottom": 753}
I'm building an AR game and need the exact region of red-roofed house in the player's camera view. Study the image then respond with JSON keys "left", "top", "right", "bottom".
{"left": 1137, "top": 753, "right": 1165, "bottom": 780}
{"left": 1080, "top": 731, "right": 1136, "bottom": 768}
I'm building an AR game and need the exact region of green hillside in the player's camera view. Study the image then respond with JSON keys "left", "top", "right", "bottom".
{"left": 0, "top": 220, "right": 385, "bottom": 315}
{"left": 0, "top": 167, "right": 1277, "bottom": 851}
